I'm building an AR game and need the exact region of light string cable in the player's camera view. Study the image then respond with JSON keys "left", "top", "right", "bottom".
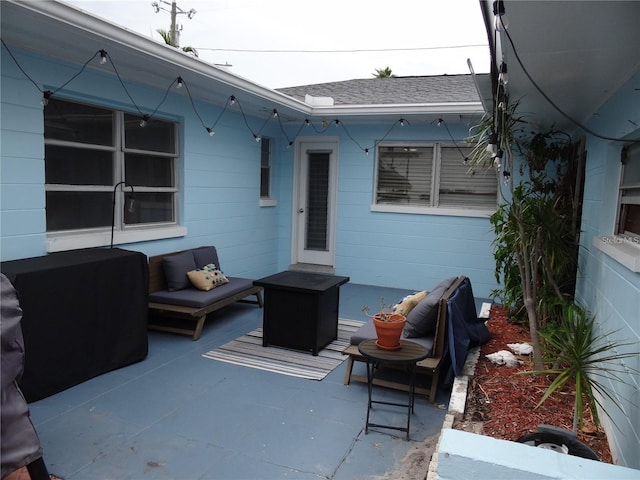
{"left": 179, "top": 76, "right": 211, "bottom": 132}
{"left": 501, "top": 20, "right": 638, "bottom": 143}
{"left": 435, "top": 118, "right": 470, "bottom": 163}
{"left": 1, "top": 39, "right": 99, "bottom": 99}
{"left": 101, "top": 51, "right": 176, "bottom": 122}
{"left": 2, "top": 39, "right": 451, "bottom": 152}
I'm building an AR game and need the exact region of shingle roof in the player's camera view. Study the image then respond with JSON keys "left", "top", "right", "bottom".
{"left": 276, "top": 74, "right": 482, "bottom": 106}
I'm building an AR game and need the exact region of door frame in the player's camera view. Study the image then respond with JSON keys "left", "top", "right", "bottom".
{"left": 291, "top": 136, "right": 339, "bottom": 267}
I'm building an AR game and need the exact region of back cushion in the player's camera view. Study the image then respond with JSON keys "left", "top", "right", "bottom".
{"left": 404, "top": 277, "right": 457, "bottom": 338}
{"left": 193, "top": 246, "right": 221, "bottom": 270}
{"left": 163, "top": 250, "right": 196, "bottom": 291}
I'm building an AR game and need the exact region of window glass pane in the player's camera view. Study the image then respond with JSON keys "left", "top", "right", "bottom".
{"left": 376, "top": 146, "right": 432, "bottom": 205}
{"left": 622, "top": 143, "right": 640, "bottom": 185}
{"left": 261, "top": 138, "right": 271, "bottom": 167}
{"left": 46, "top": 191, "right": 112, "bottom": 231}
{"left": 124, "top": 114, "right": 175, "bottom": 153}
{"left": 260, "top": 169, "right": 270, "bottom": 197}
{"left": 125, "top": 153, "right": 174, "bottom": 187}
{"left": 439, "top": 146, "right": 497, "bottom": 208}
{"left": 44, "top": 98, "right": 113, "bottom": 145}
{"left": 124, "top": 192, "right": 175, "bottom": 224}
{"left": 45, "top": 145, "right": 113, "bottom": 185}
{"left": 306, "top": 152, "right": 329, "bottom": 251}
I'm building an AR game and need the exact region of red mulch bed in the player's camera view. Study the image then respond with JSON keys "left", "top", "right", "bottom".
{"left": 455, "top": 305, "right": 612, "bottom": 463}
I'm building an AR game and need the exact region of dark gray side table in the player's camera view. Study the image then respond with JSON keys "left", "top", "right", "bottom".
{"left": 254, "top": 271, "right": 349, "bottom": 355}
{"left": 358, "top": 339, "right": 429, "bottom": 440}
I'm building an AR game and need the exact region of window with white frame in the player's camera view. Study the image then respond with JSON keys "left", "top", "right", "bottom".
{"left": 260, "top": 137, "right": 272, "bottom": 198}
{"left": 374, "top": 143, "right": 497, "bottom": 211}
{"left": 617, "top": 142, "right": 640, "bottom": 237}
{"left": 44, "top": 97, "right": 178, "bottom": 236}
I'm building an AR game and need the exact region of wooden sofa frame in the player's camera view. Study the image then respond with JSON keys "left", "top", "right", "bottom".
{"left": 342, "top": 276, "right": 465, "bottom": 403}
{"left": 147, "top": 249, "right": 263, "bottom": 341}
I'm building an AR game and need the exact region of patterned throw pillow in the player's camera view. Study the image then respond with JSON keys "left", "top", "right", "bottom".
{"left": 395, "top": 290, "right": 428, "bottom": 317}
{"left": 187, "top": 264, "right": 229, "bottom": 291}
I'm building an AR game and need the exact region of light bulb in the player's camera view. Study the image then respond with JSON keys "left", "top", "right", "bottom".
{"left": 42, "top": 91, "right": 52, "bottom": 107}
{"left": 99, "top": 50, "right": 107, "bottom": 65}
{"left": 272, "top": 109, "right": 278, "bottom": 118}
{"left": 229, "top": 95, "right": 236, "bottom": 105}
{"left": 334, "top": 119, "right": 340, "bottom": 127}
{"left": 399, "top": 119, "right": 404, "bottom": 127}
{"left": 498, "top": 63, "right": 508, "bottom": 85}
{"left": 139, "top": 115, "right": 149, "bottom": 128}
{"left": 177, "top": 77, "right": 183, "bottom": 89}
{"left": 304, "top": 119, "right": 310, "bottom": 126}
{"left": 254, "top": 134, "right": 261, "bottom": 142}
{"left": 365, "top": 148, "right": 369, "bottom": 155}
{"left": 206, "top": 127, "right": 215, "bottom": 136}
{"left": 493, "top": 1, "right": 508, "bottom": 31}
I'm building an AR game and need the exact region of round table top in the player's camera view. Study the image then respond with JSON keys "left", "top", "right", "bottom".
{"left": 358, "top": 339, "right": 429, "bottom": 364}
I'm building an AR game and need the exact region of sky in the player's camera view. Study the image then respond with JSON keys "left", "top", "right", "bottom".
{"left": 64, "top": 0, "right": 491, "bottom": 89}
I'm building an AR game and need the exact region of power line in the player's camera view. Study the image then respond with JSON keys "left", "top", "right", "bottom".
{"left": 194, "top": 44, "right": 487, "bottom": 54}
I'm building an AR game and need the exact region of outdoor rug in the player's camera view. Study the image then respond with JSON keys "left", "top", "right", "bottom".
{"left": 202, "top": 318, "right": 364, "bottom": 380}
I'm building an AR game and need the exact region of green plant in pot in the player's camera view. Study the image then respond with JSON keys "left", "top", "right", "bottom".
{"left": 362, "top": 298, "right": 406, "bottom": 350}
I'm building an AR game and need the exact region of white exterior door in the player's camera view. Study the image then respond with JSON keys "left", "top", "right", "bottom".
{"left": 293, "top": 138, "right": 339, "bottom": 267}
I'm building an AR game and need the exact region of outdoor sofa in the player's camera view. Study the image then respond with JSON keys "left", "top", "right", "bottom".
{"left": 343, "top": 276, "right": 490, "bottom": 402}
{"left": 147, "top": 246, "right": 263, "bottom": 340}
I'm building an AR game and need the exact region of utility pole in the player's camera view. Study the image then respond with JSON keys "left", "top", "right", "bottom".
{"left": 151, "top": 1, "right": 196, "bottom": 48}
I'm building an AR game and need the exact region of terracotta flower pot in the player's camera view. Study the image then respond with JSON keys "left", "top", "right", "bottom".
{"left": 373, "top": 313, "right": 406, "bottom": 350}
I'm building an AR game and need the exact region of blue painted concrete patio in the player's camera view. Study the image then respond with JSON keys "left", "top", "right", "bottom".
{"left": 27, "top": 283, "right": 451, "bottom": 479}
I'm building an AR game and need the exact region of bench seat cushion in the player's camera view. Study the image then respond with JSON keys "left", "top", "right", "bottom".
{"left": 149, "top": 276, "right": 255, "bottom": 308}
{"left": 349, "top": 320, "right": 435, "bottom": 357}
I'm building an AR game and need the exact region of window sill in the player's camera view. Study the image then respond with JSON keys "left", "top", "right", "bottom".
{"left": 593, "top": 236, "right": 640, "bottom": 273}
{"left": 260, "top": 198, "right": 277, "bottom": 207}
{"left": 46, "top": 225, "right": 188, "bottom": 253}
{"left": 371, "top": 204, "right": 494, "bottom": 218}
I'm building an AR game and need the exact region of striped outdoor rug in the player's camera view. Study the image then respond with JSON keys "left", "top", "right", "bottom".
{"left": 202, "top": 318, "right": 364, "bottom": 380}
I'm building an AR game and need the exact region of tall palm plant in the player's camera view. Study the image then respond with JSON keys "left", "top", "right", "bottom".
{"left": 156, "top": 28, "right": 198, "bottom": 57}
{"left": 373, "top": 67, "right": 393, "bottom": 78}
{"left": 528, "top": 303, "right": 639, "bottom": 433}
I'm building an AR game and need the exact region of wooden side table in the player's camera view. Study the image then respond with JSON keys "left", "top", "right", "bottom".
{"left": 358, "top": 339, "right": 429, "bottom": 440}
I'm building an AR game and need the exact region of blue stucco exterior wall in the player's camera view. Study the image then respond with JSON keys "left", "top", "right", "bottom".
{"left": 574, "top": 70, "right": 640, "bottom": 468}
{"left": 1, "top": 47, "right": 501, "bottom": 298}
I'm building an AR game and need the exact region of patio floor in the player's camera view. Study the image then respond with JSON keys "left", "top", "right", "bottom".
{"left": 24, "top": 283, "right": 453, "bottom": 480}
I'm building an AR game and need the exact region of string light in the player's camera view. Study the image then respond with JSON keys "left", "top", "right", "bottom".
{"left": 42, "top": 90, "right": 52, "bottom": 106}
{"left": 334, "top": 119, "right": 340, "bottom": 127}
{"left": 139, "top": 115, "right": 149, "bottom": 127}
{"left": 493, "top": 0, "right": 508, "bottom": 31}
{"left": 206, "top": 127, "right": 215, "bottom": 136}
{"left": 272, "top": 109, "right": 278, "bottom": 118}
{"left": 176, "top": 77, "right": 183, "bottom": 89}
{"left": 498, "top": 62, "right": 508, "bottom": 85}
{"left": 99, "top": 49, "right": 107, "bottom": 65}
{"left": 229, "top": 95, "right": 236, "bottom": 105}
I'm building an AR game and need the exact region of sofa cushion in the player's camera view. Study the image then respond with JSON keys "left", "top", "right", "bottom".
{"left": 395, "top": 290, "right": 427, "bottom": 317}
{"left": 163, "top": 251, "right": 197, "bottom": 291}
{"left": 404, "top": 277, "right": 457, "bottom": 338}
{"left": 187, "top": 264, "right": 229, "bottom": 291}
{"left": 192, "top": 246, "right": 221, "bottom": 271}
{"left": 349, "top": 320, "right": 435, "bottom": 357}
{"left": 149, "top": 277, "right": 255, "bottom": 308}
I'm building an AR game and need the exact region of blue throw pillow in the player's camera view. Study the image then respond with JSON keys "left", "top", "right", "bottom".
{"left": 163, "top": 251, "right": 196, "bottom": 291}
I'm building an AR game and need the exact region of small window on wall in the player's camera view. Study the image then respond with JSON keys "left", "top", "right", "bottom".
{"left": 260, "top": 137, "right": 276, "bottom": 206}
{"left": 617, "top": 142, "right": 640, "bottom": 237}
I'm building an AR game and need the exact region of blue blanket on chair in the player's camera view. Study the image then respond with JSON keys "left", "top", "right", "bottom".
{"left": 445, "top": 277, "right": 491, "bottom": 383}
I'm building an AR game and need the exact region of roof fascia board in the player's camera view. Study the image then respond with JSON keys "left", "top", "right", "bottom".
{"left": 308, "top": 102, "right": 484, "bottom": 117}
